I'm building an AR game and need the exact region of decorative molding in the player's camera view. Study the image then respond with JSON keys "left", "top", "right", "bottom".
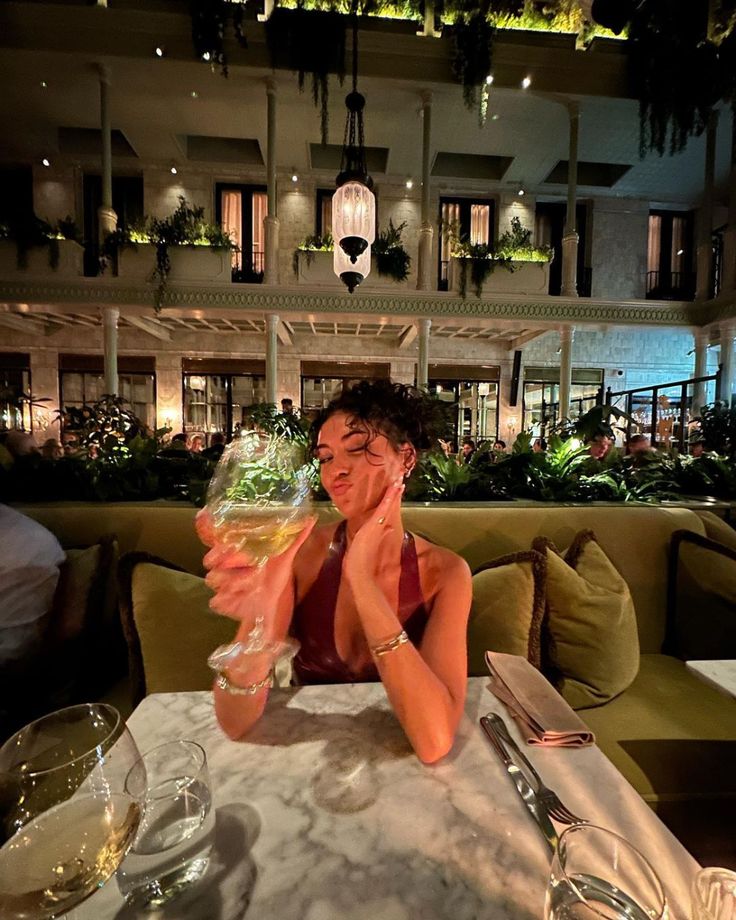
{"left": 0, "top": 278, "right": 708, "bottom": 327}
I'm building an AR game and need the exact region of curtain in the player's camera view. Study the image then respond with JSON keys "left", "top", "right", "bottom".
{"left": 221, "top": 191, "right": 242, "bottom": 270}
{"left": 647, "top": 215, "right": 661, "bottom": 275}
{"left": 251, "top": 192, "right": 267, "bottom": 273}
{"left": 441, "top": 202, "right": 461, "bottom": 262}
{"left": 670, "top": 216, "right": 685, "bottom": 274}
{"left": 470, "top": 204, "right": 490, "bottom": 245}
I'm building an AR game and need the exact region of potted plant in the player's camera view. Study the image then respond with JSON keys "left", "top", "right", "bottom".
{"left": 447, "top": 216, "right": 553, "bottom": 298}
{"left": 0, "top": 215, "right": 84, "bottom": 277}
{"left": 372, "top": 220, "right": 411, "bottom": 283}
{"left": 109, "top": 198, "right": 235, "bottom": 306}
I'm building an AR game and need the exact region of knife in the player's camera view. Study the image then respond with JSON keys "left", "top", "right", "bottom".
{"left": 480, "top": 715, "right": 559, "bottom": 854}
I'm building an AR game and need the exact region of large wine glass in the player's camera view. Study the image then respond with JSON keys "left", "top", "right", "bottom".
{"left": 0, "top": 703, "right": 143, "bottom": 920}
{"left": 206, "top": 427, "right": 313, "bottom": 567}
{"left": 203, "top": 427, "right": 313, "bottom": 664}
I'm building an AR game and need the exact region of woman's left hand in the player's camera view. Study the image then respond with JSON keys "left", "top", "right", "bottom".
{"left": 343, "top": 478, "right": 404, "bottom": 586}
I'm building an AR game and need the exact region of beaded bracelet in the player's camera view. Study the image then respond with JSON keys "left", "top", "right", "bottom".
{"left": 215, "top": 668, "right": 273, "bottom": 695}
{"left": 370, "top": 629, "right": 409, "bottom": 658}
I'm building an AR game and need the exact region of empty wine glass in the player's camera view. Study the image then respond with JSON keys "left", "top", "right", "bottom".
{"left": 0, "top": 703, "right": 143, "bottom": 920}
{"left": 206, "top": 428, "right": 313, "bottom": 568}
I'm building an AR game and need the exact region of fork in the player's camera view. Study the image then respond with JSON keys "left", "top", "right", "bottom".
{"left": 486, "top": 713, "right": 588, "bottom": 826}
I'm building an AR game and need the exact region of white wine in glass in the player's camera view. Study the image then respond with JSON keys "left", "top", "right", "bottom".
{"left": 0, "top": 703, "right": 143, "bottom": 920}
{"left": 206, "top": 429, "right": 313, "bottom": 567}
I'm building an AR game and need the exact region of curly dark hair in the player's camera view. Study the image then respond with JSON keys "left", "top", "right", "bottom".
{"left": 309, "top": 379, "right": 448, "bottom": 456}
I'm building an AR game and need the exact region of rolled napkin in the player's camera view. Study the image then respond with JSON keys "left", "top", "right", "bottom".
{"left": 485, "top": 650, "right": 595, "bottom": 747}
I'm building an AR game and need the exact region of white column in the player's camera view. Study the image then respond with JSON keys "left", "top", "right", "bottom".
{"left": 719, "top": 321, "right": 736, "bottom": 407}
{"left": 561, "top": 102, "right": 580, "bottom": 298}
{"left": 417, "top": 91, "right": 434, "bottom": 291}
{"left": 102, "top": 306, "right": 119, "bottom": 396}
{"left": 416, "top": 0, "right": 441, "bottom": 37}
{"left": 696, "top": 111, "right": 719, "bottom": 301}
{"left": 96, "top": 64, "right": 117, "bottom": 241}
{"left": 266, "top": 313, "right": 278, "bottom": 406}
{"left": 559, "top": 324, "right": 575, "bottom": 418}
{"left": 693, "top": 329, "right": 709, "bottom": 416}
{"left": 264, "top": 78, "right": 280, "bottom": 286}
{"left": 417, "top": 318, "right": 431, "bottom": 389}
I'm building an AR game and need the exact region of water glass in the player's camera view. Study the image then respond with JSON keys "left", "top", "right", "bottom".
{"left": 544, "top": 824, "right": 668, "bottom": 920}
{"left": 692, "top": 867, "right": 736, "bottom": 920}
{"left": 117, "top": 740, "right": 214, "bottom": 911}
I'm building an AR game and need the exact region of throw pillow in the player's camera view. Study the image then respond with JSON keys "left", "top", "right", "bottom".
{"left": 533, "top": 532, "right": 639, "bottom": 709}
{"left": 467, "top": 550, "right": 546, "bottom": 676}
{"left": 666, "top": 530, "right": 736, "bottom": 660}
{"left": 118, "top": 553, "right": 233, "bottom": 704}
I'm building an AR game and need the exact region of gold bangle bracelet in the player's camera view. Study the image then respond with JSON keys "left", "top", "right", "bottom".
{"left": 215, "top": 668, "right": 273, "bottom": 696}
{"left": 371, "top": 629, "right": 409, "bottom": 658}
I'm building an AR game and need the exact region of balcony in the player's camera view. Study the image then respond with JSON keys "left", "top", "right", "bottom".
{"left": 645, "top": 270, "right": 696, "bottom": 302}
{"left": 0, "top": 240, "right": 84, "bottom": 279}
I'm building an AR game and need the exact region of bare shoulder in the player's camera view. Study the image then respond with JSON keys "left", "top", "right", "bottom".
{"left": 412, "top": 534, "right": 471, "bottom": 594}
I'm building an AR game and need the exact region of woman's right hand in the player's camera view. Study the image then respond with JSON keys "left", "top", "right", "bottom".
{"left": 195, "top": 509, "right": 316, "bottom": 631}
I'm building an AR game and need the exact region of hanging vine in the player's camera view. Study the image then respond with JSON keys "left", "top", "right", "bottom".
{"left": 266, "top": 7, "right": 347, "bottom": 144}
{"left": 189, "top": 0, "right": 248, "bottom": 77}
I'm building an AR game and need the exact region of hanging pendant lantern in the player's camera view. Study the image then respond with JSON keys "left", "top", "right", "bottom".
{"left": 333, "top": 24, "right": 375, "bottom": 293}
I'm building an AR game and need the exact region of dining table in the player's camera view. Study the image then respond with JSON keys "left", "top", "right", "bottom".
{"left": 73, "top": 677, "right": 699, "bottom": 920}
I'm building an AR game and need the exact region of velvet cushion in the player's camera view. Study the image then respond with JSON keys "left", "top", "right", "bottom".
{"left": 467, "top": 550, "right": 545, "bottom": 676}
{"left": 666, "top": 531, "right": 736, "bottom": 660}
{"left": 118, "top": 553, "right": 233, "bottom": 705}
{"left": 533, "top": 532, "right": 640, "bottom": 709}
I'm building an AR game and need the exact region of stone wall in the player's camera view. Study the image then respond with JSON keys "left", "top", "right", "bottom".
{"left": 590, "top": 198, "right": 650, "bottom": 300}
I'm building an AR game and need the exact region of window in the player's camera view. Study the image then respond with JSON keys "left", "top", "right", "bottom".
{"left": 316, "top": 189, "right": 333, "bottom": 238}
{"left": 0, "top": 167, "right": 33, "bottom": 225}
{"left": 59, "top": 355, "right": 156, "bottom": 430}
{"left": 522, "top": 367, "right": 603, "bottom": 434}
{"left": 0, "top": 352, "right": 32, "bottom": 431}
{"left": 646, "top": 210, "right": 695, "bottom": 300}
{"left": 216, "top": 184, "right": 267, "bottom": 283}
{"left": 438, "top": 197, "right": 494, "bottom": 290}
{"left": 300, "top": 361, "right": 391, "bottom": 421}
{"left": 83, "top": 174, "right": 144, "bottom": 276}
{"left": 182, "top": 358, "right": 265, "bottom": 443}
{"left": 534, "top": 202, "right": 590, "bottom": 296}
{"left": 428, "top": 364, "right": 500, "bottom": 448}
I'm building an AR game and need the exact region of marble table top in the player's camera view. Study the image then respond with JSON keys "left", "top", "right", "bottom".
{"left": 687, "top": 659, "right": 736, "bottom": 698}
{"left": 73, "top": 678, "right": 698, "bottom": 920}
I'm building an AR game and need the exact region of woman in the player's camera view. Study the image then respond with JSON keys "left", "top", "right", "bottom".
{"left": 197, "top": 381, "right": 472, "bottom": 764}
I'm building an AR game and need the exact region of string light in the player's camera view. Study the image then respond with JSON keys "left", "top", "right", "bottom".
{"left": 170, "top": 165, "right": 178, "bottom": 175}
{"left": 155, "top": 46, "right": 165, "bottom": 57}
{"left": 485, "top": 74, "right": 494, "bottom": 85}
{"left": 41, "top": 157, "right": 50, "bottom": 167}
{"left": 405, "top": 178, "right": 413, "bottom": 190}
{"left": 291, "top": 172, "right": 298, "bottom": 183}
{"left": 521, "top": 76, "right": 532, "bottom": 89}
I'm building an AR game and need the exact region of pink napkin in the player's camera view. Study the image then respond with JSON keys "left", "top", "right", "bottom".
{"left": 485, "top": 651, "right": 595, "bottom": 747}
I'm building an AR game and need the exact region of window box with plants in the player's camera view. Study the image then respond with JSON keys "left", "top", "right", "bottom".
{"left": 101, "top": 197, "right": 235, "bottom": 290}
{"left": 0, "top": 216, "right": 84, "bottom": 279}
{"left": 447, "top": 217, "right": 553, "bottom": 298}
{"left": 294, "top": 221, "right": 412, "bottom": 290}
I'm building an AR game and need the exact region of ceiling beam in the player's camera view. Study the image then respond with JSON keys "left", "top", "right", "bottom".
{"left": 398, "top": 324, "right": 417, "bottom": 349}
{"left": 0, "top": 312, "right": 48, "bottom": 335}
{"left": 276, "top": 319, "right": 292, "bottom": 346}
{"left": 124, "top": 315, "right": 171, "bottom": 341}
{"left": 507, "top": 329, "right": 550, "bottom": 350}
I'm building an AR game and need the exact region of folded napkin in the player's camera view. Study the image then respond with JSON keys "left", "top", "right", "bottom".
{"left": 485, "top": 651, "right": 595, "bottom": 747}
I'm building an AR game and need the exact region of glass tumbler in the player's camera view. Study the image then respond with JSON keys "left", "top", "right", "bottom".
{"left": 544, "top": 824, "right": 668, "bottom": 920}
{"left": 117, "top": 740, "right": 215, "bottom": 911}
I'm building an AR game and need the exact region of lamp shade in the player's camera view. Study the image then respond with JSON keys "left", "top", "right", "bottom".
{"left": 332, "top": 180, "right": 375, "bottom": 259}
{"left": 334, "top": 243, "right": 370, "bottom": 292}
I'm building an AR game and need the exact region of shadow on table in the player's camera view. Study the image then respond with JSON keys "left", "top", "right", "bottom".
{"left": 113, "top": 803, "right": 260, "bottom": 920}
